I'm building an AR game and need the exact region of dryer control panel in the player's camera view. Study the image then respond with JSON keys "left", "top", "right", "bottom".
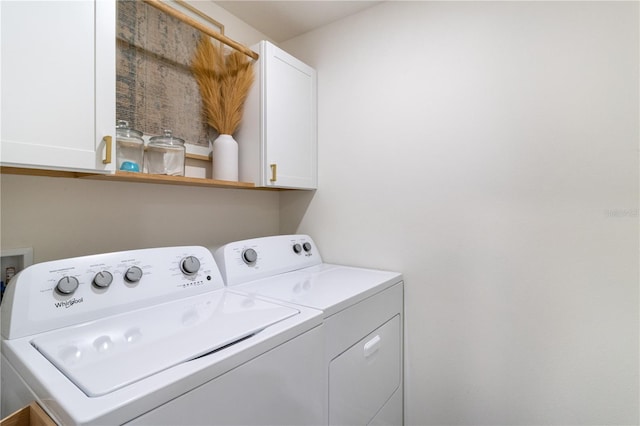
{"left": 1, "top": 246, "right": 223, "bottom": 339}
{"left": 213, "top": 235, "right": 323, "bottom": 286}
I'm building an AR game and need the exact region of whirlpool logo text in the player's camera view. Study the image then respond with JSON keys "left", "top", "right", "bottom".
{"left": 54, "top": 297, "right": 84, "bottom": 309}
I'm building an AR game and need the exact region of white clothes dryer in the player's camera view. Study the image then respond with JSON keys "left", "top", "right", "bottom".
{"left": 1, "top": 246, "right": 325, "bottom": 425}
{"left": 214, "top": 235, "right": 404, "bottom": 426}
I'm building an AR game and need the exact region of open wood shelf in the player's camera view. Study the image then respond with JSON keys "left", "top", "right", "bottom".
{"left": 86, "top": 171, "right": 258, "bottom": 189}
{"left": 0, "top": 167, "right": 274, "bottom": 190}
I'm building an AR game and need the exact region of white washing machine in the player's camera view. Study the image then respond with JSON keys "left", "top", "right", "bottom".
{"left": 1, "top": 246, "right": 325, "bottom": 425}
{"left": 214, "top": 235, "right": 404, "bottom": 426}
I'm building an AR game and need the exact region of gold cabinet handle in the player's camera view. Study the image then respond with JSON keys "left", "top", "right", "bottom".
{"left": 103, "top": 136, "right": 113, "bottom": 164}
{"left": 270, "top": 163, "right": 277, "bottom": 182}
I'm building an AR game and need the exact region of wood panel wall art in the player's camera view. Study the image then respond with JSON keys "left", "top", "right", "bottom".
{"left": 116, "top": 0, "right": 215, "bottom": 147}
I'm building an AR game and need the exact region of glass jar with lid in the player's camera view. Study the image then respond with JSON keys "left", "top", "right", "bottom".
{"left": 115, "top": 120, "right": 144, "bottom": 173}
{"left": 145, "top": 130, "right": 186, "bottom": 176}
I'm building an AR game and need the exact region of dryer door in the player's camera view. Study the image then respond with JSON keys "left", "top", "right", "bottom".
{"left": 329, "top": 314, "right": 401, "bottom": 425}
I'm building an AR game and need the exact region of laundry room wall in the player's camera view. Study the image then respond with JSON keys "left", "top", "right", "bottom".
{"left": 0, "top": 1, "right": 278, "bottom": 263}
{"left": 280, "top": 2, "right": 639, "bottom": 425}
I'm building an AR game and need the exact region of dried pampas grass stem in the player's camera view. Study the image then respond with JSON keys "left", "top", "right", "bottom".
{"left": 192, "top": 36, "right": 254, "bottom": 135}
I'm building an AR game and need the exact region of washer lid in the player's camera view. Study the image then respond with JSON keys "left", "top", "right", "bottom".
{"left": 30, "top": 290, "right": 298, "bottom": 397}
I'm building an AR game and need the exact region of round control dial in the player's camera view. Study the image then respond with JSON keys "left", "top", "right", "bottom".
{"left": 56, "top": 276, "right": 79, "bottom": 295}
{"left": 293, "top": 244, "right": 302, "bottom": 254}
{"left": 180, "top": 256, "right": 200, "bottom": 275}
{"left": 93, "top": 271, "right": 113, "bottom": 288}
{"left": 242, "top": 248, "right": 258, "bottom": 264}
{"left": 303, "top": 242, "right": 312, "bottom": 252}
{"left": 124, "top": 266, "right": 143, "bottom": 283}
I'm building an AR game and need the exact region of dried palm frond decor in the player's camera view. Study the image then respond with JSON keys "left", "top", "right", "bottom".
{"left": 192, "top": 35, "right": 255, "bottom": 181}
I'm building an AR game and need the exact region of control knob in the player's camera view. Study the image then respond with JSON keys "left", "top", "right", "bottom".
{"left": 56, "top": 276, "right": 79, "bottom": 295}
{"left": 124, "top": 266, "right": 143, "bottom": 283}
{"left": 293, "top": 243, "right": 302, "bottom": 254}
{"left": 180, "top": 256, "right": 201, "bottom": 275}
{"left": 303, "top": 242, "right": 312, "bottom": 252}
{"left": 93, "top": 271, "right": 113, "bottom": 288}
{"left": 242, "top": 248, "right": 258, "bottom": 264}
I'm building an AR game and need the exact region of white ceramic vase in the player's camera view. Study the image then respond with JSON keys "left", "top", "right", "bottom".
{"left": 212, "top": 134, "right": 238, "bottom": 181}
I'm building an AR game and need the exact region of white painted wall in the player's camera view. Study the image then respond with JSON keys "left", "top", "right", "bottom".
{"left": 281, "top": 2, "right": 639, "bottom": 425}
{"left": 0, "top": 1, "right": 278, "bottom": 263}
{"left": 184, "top": 0, "right": 273, "bottom": 45}
{"left": 0, "top": 174, "right": 279, "bottom": 262}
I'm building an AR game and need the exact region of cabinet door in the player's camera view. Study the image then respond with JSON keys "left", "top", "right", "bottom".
{"left": 0, "top": 1, "right": 115, "bottom": 172}
{"left": 263, "top": 42, "right": 317, "bottom": 189}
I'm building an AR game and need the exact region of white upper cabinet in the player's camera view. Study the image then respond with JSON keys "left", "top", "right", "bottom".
{"left": 239, "top": 41, "right": 317, "bottom": 189}
{"left": 0, "top": 1, "right": 115, "bottom": 173}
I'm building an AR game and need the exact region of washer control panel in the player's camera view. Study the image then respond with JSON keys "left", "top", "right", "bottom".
{"left": 1, "top": 246, "right": 223, "bottom": 339}
{"left": 213, "top": 234, "right": 322, "bottom": 286}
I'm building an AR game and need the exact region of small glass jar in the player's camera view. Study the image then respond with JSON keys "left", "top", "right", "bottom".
{"left": 115, "top": 120, "right": 144, "bottom": 173}
{"left": 146, "top": 130, "right": 186, "bottom": 176}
